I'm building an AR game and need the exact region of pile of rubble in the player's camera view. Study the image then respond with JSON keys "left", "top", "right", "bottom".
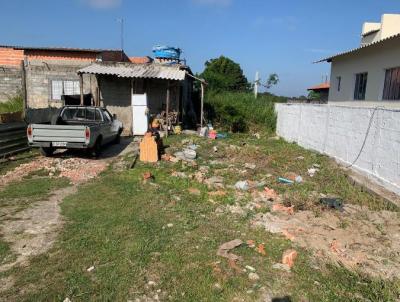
{"left": 1, "top": 156, "right": 108, "bottom": 186}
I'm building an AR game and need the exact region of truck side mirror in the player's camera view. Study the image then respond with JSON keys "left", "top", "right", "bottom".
{"left": 113, "top": 114, "right": 117, "bottom": 120}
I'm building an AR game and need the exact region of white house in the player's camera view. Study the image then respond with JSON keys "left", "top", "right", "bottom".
{"left": 318, "top": 14, "right": 400, "bottom": 107}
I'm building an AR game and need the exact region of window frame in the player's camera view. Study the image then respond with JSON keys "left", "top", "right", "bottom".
{"left": 336, "top": 76, "right": 341, "bottom": 92}
{"left": 354, "top": 72, "right": 368, "bottom": 100}
{"left": 50, "top": 79, "right": 81, "bottom": 101}
{"left": 382, "top": 67, "right": 400, "bottom": 101}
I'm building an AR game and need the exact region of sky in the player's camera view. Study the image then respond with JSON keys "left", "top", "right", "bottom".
{"left": 0, "top": 0, "right": 399, "bottom": 97}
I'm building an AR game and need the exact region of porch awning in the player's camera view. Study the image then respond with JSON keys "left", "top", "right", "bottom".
{"left": 77, "top": 62, "right": 187, "bottom": 81}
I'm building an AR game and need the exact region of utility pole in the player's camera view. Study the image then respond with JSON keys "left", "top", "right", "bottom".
{"left": 254, "top": 71, "right": 259, "bottom": 99}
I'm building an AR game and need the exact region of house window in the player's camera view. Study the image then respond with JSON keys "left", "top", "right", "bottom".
{"left": 354, "top": 73, "right": 368, "bottom": 100}
{"left": 51, "top": 80, "right": 80, "bottom": 100}
{"left": 336, "top": 76, "right": 341, "bottom": 91}
{"left": 383, "top": 67, "right": 400, "bottom": 100}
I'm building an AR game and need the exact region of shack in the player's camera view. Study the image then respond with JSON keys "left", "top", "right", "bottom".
{"left": 77, "top": 61, "right": 197, "bottom": 135}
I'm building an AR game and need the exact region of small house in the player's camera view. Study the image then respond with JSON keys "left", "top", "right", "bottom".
{"left": 317, "top": 14, "right": 400, "bottom": 107}
{"left": 77, "top": 61, "right": 197, "bottom": 135}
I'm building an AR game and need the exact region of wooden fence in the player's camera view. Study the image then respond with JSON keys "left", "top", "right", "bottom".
{"left": 0, "top": 122, "right": 29, "bottom": 158}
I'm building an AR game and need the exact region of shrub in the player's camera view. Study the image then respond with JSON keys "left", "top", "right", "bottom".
{"left": 204, "top": 92, "right": 280, "bottom": 133}
{"left": 0, "top": 94, "right": 24, "bottom": 114}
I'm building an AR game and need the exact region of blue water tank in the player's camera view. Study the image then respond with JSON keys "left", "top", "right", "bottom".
{"left": 152, "top": 45, "right": 181, "bottom": 60}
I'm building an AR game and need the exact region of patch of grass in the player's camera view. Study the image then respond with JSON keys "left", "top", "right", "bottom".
{"left": 0, "top": 177, "right": 70, "bottom": 214}
{"left": 0, "top": 94, "right": 23, "bottom": 114}
{"left": 0, "top": 150, "right": 39, "bottom": 176}
{"left": 0, "top": 239, "right": 11, "bottom": 265}
{"left": 1, "top": 134, "right": 399, "bottom": 301}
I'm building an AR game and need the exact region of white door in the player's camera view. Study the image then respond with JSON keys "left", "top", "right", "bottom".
{"left": 132, "top": 93, "right": 148, "bottom": 135}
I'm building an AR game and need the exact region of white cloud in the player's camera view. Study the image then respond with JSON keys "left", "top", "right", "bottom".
{"left": 192, "top": 0, "right": 232, "bottom": 7}
{"left": 83, "top": 0, "right": 122, "bottom": 9}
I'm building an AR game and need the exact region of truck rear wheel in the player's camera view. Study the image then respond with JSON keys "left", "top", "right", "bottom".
{"left": 40, "top": 147, "right": 54, "bottom": 157}
{"left": 90, "top": 138, "right": 102, "bottom": 158}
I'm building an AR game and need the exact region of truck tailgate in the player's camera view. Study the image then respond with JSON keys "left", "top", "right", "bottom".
{"left": 31, "top": 124, "right": 87, "bottom": 143}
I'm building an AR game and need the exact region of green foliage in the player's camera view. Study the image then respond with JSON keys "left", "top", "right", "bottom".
{"left": 0, "top": 94, "right": 24, "bottom": 114}
{"left": 200, "top": 56, "right": 250, "bottom": 92}
{"left": 205, "top": 92, "right": 279, "bottom": 133}
{"left": 308, "top": 90, "right": 321, "bottom": 100}
{"left": 265, "top": 73, "right": 279, "bottom": 90}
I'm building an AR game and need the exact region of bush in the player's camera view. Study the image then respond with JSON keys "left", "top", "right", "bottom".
{"left": 204, "top": 92, "right": 280, "bottom": 133}
{"left": 0, "top": 94, "right": 24, "bottom": 114}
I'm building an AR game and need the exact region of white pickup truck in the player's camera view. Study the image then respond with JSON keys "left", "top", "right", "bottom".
{"left": 27, "top": 106, "right": 123, "bottom": 157}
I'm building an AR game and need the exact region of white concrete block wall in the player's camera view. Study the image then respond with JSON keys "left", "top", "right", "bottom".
{"left": 276, "top": 103, "right": 400, "bottom": 195}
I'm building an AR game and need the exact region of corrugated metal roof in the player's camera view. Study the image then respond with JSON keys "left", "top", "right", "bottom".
{"left": 78, "top": 63, "right": 187, "bottom": 81}
{"left": 315, "top": 32, "right": 400, "bottom": 63}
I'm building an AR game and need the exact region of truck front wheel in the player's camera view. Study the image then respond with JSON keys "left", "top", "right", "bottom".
{"left": 40, "top": 147, "right": 54, "bottom": 157}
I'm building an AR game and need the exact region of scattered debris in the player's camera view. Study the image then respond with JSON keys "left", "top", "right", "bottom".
{"left": 171, "top": 171, "right": 187, "bottom": 178}
{"left": 188, "top": 188, "right": 201, "bottom": 195}
{"left": 87, "top": 266, "right": 95, "bottom": 272}
{"left": 272, "top": 263, "right": 291, "bottom": 273}
{"left": 63, "top": 298, "right": 72, "bottom": 302}
{"left": 308, "top": 167, "right": 319, "bottom": 177}
{"left": 244, "top": 163, "right": 256, "bottom": 170}
{"left": 295, "top": 176, "right": 303, "bottom": 183}
{"left": 268, "top": 136, "right": 280, "bottom": 141}
{"left": 320, "top": 198, "right": 344, "bottom": 211}
{"left": 245, "top": 265, "right": 256, "bottom": 272}
{"left": 217, "top": 239, "right": 243, "bottom": 261}
{"left": 296, "top": 156, "right": 305, "bottom": 160}
{"left": 278, "top": 177, "right": 294, "bottom": 184}
{"left": 248, "top": 272, "right": 260, "bottom": 281}
{"left": 246, "top": 240, "right": 256, "bottom": 248}
{"left": 272, "top": 204, "right": 294, "bottom": 215}
{"left": 208, "top": 190, "right": 227, "bottom": 197}
{"left": 167, "top": 223, "right": 174, "bottom": 228}
{"left": 213, "top": 282, "right": 223, "bottom": 293}
{"left": 282, "top": 249, "right": 298, "bottom": 268}
{"left": 213, "top": 146, "right": 218, "bottom": 152}
{"left": 228, "top": 258, "right": 243, "bottom": 274}
{"left": 235, "top": 180, "right": 249, "bottom": 191}
{"left": 142, "top": 171, "right": 153, "bottom": 181}
{"left": 257, "top": 244, "right": 266, "bottom": 255}
{"left": 0, "top": 157, "right": 108, "bottom": 186}
{"left": 263, "top": 187, "right": 279, "bottom": 201}
{"left": 204, "top": 176, "right": 224, "bottom": 189}
{"left": 253, "top": 133, "right": 261, "bottom": 139}
{"left": 282, "top": 230, "right": 295, "bottom": 241}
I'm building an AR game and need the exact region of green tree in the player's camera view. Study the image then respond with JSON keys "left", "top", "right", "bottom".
{"left": 265, "top": 73, "right": 279, "bottom": 90}
{"left": 308, "top": 91, "right": 321, "bottom": 100}
{"left": 201, "top": 56, "right": 250, "bottom": 92}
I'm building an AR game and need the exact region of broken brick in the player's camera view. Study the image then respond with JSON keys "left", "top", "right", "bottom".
{"left": 272, "top": 203, "right": 294, "bottom": 215}
{"left": 282, "top": 249, "right": 298, "bottom": 268}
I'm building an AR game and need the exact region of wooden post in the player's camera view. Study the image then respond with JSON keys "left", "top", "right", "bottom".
{"left": 165, "top": 81, "right": 170, "bottom": 137}
{"left": 79, "top": 74, "right": 84, "bottom": 105}
{"left": 200, "top": 81, "right": 204, "bottom": 129}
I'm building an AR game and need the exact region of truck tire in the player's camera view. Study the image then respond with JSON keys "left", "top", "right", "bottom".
{"left": 91, "top": 137, "right": 102, "bottom": 158}
{"left": 114, "top": 131, "right": 121, "bottom": 144}
{"left": 40, "top": 147, "right": 54, "bottom": 157}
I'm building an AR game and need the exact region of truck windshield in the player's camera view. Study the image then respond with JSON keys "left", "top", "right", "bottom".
{"left": 61, "top": 108, "right": 102, "bottom": 122}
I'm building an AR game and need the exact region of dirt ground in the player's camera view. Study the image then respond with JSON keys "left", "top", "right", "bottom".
{"left": 0, "top": 139, "right": 136, "bottom": 279}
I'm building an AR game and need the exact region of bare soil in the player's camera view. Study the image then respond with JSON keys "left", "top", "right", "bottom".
{"left": 252, "top": 203, "right": 400, "bottom": 279}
